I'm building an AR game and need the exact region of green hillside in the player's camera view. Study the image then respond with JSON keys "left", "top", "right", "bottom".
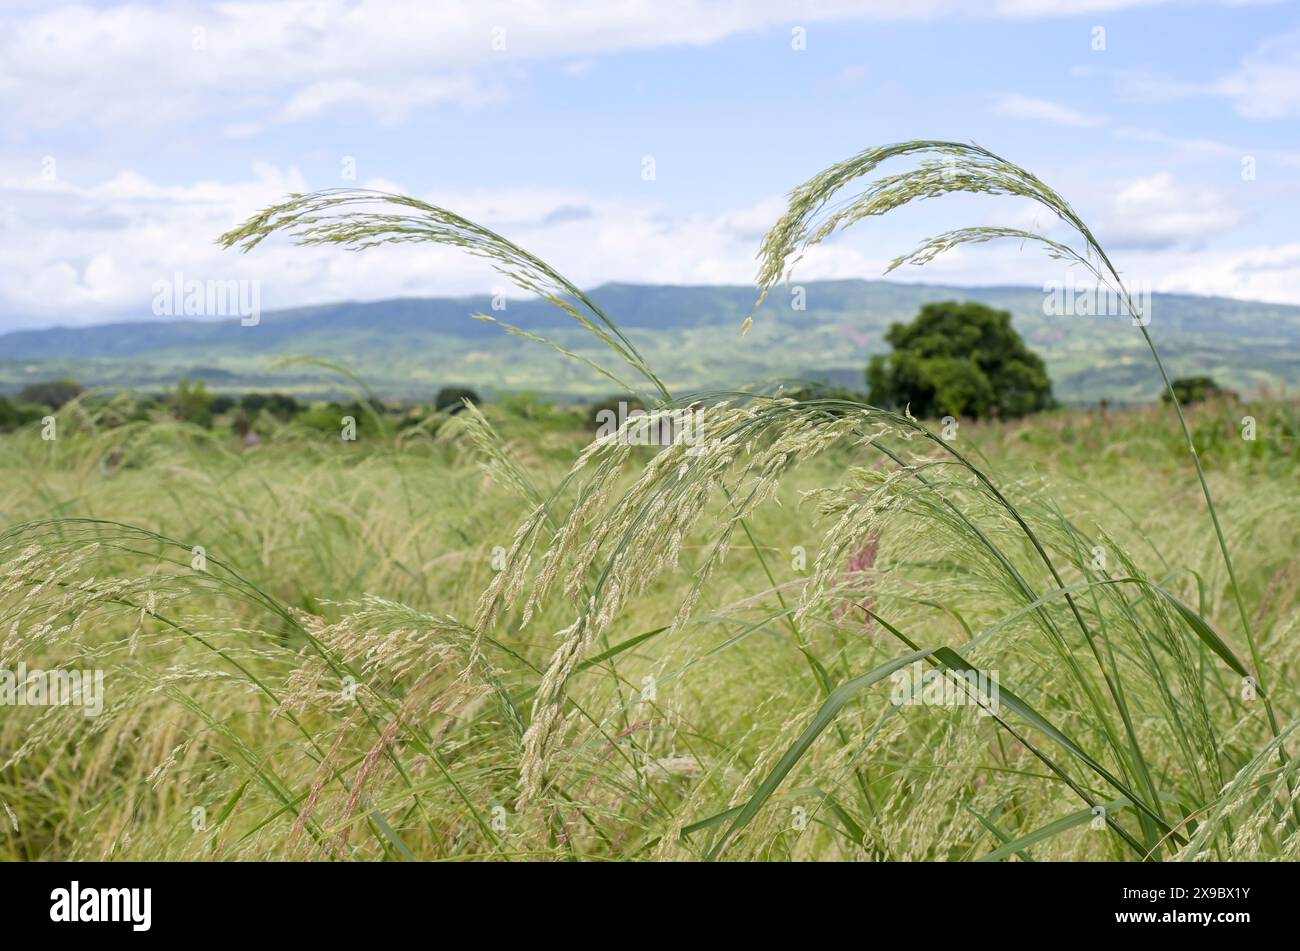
{"left": 3, "top": 280, "right": 1298, "bottom": 402}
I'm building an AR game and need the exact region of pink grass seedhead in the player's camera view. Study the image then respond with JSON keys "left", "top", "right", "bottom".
{"left": 833, "top": 533, "right": 880, "bottom": 628}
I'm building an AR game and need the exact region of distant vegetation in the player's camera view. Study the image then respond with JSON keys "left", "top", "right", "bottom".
{"left": 867, "top": 301, "right": 1054, "bottom": 419}
{"left": 434, "top": 386, "right": 481, "bottom": 414}
{"left": 17, "top": 379, "right": 83, "bottom": 409}
{"left": 0, "top": 376, "right": 602, "bottom": 441}
{"left": 585, "top": 394, "right": 646, "bottom": 430}
{"left": 5, "top": 280, "right": 1300, "bottom": 405}
{"left": 0, "top": 379, "right": 87, "bottom": 432}
{"left": 0, "top": 349, "right": 1051, "bottom": 444}
{"left": 0, "top": 396, "right": 47, "bottom": 431}
{"left": 1163, "top": 375, "right": 1237, "bottom": 406}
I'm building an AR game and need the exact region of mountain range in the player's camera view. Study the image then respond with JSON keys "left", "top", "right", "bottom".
{"left": 3, "top": 280, "right": 1299, "bottom": 404}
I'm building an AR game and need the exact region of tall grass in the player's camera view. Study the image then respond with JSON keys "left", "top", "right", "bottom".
{"left": 2, "top": 142, "right": 1298, "bottom": 861}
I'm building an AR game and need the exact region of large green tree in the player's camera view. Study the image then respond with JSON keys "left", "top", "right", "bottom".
{"left": 435, "top": 386, "right": 481, "bottom": 414}
{"left": 866, "top": 301, "right": 1053, "bottom": 419}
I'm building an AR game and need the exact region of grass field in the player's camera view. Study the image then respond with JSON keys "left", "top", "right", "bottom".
{"left": 1, "top": 394, "right": 1297, "bottom": 860}
{"left": 3, "top": 140, "right": 1300, "bottom": 862}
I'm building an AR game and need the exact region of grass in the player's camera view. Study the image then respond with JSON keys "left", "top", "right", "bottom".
{"left": 2, "top": 141, "right": 1299, "bottom": 861}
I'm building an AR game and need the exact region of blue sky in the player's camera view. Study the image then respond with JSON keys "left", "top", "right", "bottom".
{"left": 2, "top": 0, "right": 1299, "bottom": 331}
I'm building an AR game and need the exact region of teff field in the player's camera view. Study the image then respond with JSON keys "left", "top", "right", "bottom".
{"left": 2, "top": 143, "right": 1299, "bottom": 862}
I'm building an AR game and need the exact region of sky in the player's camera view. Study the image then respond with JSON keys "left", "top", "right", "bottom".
{"left": 2, "top": 0, "right": 1299, "bottom": 332}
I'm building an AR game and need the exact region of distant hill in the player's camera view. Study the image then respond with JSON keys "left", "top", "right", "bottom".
{"left": 3, "top": 280, "right": 1299, "bottom": 403}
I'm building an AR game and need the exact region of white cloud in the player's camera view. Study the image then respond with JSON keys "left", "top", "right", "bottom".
{"left": 995, "top": 94, "right": 1106, "bottom": 127}
{"left": 1210, "top": 28, "right": 1300, "bottom": 119}
{"left": 1098, "top": 171, "right": 1246, "bottom": 249}
{"left": 1131, "top": 241, "right": 1300, "bottom": 305}
{"left": 5, "top": 157, "right": 1295, "bottom": 334}
{"left": 1093, "top": 29, "right": 1300, "bottom": 120}
{"left": 1112, "top": 127, "right": 1300, "bottom": 169}
{"left": 0, "top": 0, "right": 1291, "bottom": 331}
{"left": 0, "top": 165, "right": 810, "bottom": 327}
{"left": 275, "top": 76, "right": 498, "bottom": 126}
{"left": 0, "top": 0, "right": 1248, "bottom": 135}
{"left": 0, "top": 163, "right": 311, "bottom": 323}
{"left": 0, "top": 1, "right": 857, "bottom": 134}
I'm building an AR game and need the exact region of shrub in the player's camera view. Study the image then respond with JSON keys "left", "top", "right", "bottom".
{"left": 1163, "top": 375, "right": 1236, "bottom": 405}
{"left": 169, "top": 379, "right": 215, "bottom": 428}
{"left": 18, "top": 379, "right": 83, "bottom": 409}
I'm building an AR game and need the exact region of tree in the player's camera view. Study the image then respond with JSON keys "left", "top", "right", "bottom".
{"left": 169, "top": 379, "right": 215, "bottom": 428}
{"left": 586, "top": 395, "right": 645, "bottom": 431}
{"left": 1162, "top": 376, "right": 1235, "bottom": 405}
{"left": 18, "top": 379, "right": 83, "bottom": 409}
{"left": 866, "top": 301, "right": 1053, "bottom": 419}
{"left": 435, "top": 386, "right": 480, "bottom": 414}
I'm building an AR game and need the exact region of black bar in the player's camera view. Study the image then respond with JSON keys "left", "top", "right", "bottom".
{"left": 0, "top": 861, "right": 1279, "bottom": 937}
